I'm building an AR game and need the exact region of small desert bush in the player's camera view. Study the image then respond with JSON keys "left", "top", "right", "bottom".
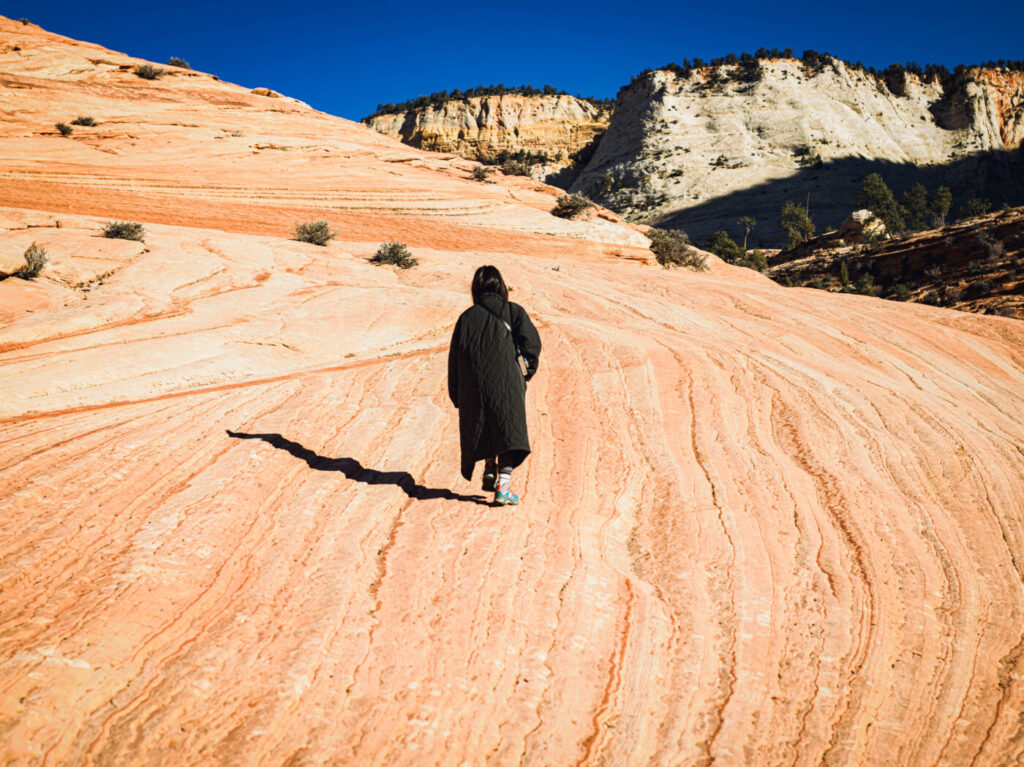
{"left": 168, "top": 57, "right": 191, "bottom": 69}
{"left": 647, "top": 227, "right": 708, "bottom": 271}
{"left": 502, "top": 158, "right": 533, "bottom": 177}
{"left": 20, "top": 18, "right": 30, "bottom": 25}
{"left": 551, "top": 194, "right": 594, "bottom": 219}
{"left": 371, "top": 241, "right": 417, "bottom": 269}
{"left": 55, "top": 122, "right": 72, "bottom": 136}
{"left": 102, "top": 221, "right": 146, "bottom": 242}
{"left": 471, "top": 166, "right": 490, "bottom": 182}
{"left": 294, "top": 220, "right": 335, "bottom": 246}
{"left": 71, "top": 116, "right": 97, "bottom": 126}
{"left": 134, "top": 64, "right": 164, "bottom": 80}
{"left": 890, "top": 283, "right": 912, "bottom": 301}
{"left": 16, "top": 243, "right": 48, "bottom": 280}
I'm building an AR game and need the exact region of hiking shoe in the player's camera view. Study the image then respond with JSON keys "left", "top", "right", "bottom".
{"left": 493, "top": 488, "right": 519, "bottom": 506}
{"left": 482, "top": 465, "right": 497, "bottom": 492}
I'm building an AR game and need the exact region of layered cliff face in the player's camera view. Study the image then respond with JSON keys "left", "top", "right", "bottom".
{"left": 364, "top": 94, "right": 611, "bottom": 175}
{"left": 570, "top": 61, "right": 1024, "bottom": 244}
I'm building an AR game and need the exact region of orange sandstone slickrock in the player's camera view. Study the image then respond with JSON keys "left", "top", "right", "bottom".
{"left": 2, "top": 16, "right": 1024, "bottom": 767}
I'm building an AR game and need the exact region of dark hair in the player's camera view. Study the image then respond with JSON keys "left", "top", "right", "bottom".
{"left": 471, "top": 265, "right": 508, "bottom": 304}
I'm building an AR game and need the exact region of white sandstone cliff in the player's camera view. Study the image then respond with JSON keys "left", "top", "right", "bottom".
{"left": 570, "top": 61, "right": 1024, "bottom": 244}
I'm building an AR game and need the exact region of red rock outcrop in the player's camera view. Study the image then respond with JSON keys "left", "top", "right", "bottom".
{"left": 2, "top": 17, "right": 1024, "bottom": 767}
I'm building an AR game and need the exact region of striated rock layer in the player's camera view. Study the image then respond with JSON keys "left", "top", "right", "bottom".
{"left": 364, "top": 94, "right": 611, "bottom": 173}
{"left": 3, "top": 17, "right": 1024, "bottom": 767}
{"left": 570, "top": 61, "right": 1024, "bottom": 243}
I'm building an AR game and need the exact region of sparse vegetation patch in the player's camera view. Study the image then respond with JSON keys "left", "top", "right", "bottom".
{"left": 647, "top": 228, "right": 708, "bottom": 271}
{"left": 371, "top": 241, "right": 417, "bottom": 269}
{"left": 102, "top": 221, "right": 145, "bottom": 242}
{"left": 15, "top": 243, "right": 48, "bottom": 280}
{"left": 501, "top": 158, "right": 533, "bottom": 177}
{"left": 71, "top": 116, "right": 97, "bottom": 126}
{"left": 55, "top": 123, "right": 73, "bottom": 136}
{"left": 551, "top": 194, "right": 594, "bottom": 219}
{"left": 168, "top": 57, "right": 191, "bottom": 69}
{"left": 294, "top": 220, "right": 335, "bottom": 246}
{"left": 134, "top": 64, "right": 164, "bottom": 80}
{"left": 471, "top": 166, "right": 490, "bottom": 182}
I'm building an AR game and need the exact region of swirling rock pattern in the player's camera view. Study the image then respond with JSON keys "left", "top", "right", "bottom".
{"left": 2, "top": 15, "right": 1024, "bottom": 767}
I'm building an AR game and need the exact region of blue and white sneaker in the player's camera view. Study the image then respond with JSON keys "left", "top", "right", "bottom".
{"left": 494, "top": 488, "right": 519, "bottom": 506}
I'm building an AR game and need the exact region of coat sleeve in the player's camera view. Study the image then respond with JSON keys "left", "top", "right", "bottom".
{"left": 510, "top": 303, "right": 542, "bottom": 380}
{"left": 447, "top": 316, "right": 461, "bottom": 407}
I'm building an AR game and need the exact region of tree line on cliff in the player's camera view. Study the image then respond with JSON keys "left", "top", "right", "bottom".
{"left": 628, "top": 50, "right": 1024, "bottom": 100}
{"left": 367, "top": 52, "right": 1024, "bottom": 123}
{"left": 365, "top": 85, "right": 616, "bottom": 120}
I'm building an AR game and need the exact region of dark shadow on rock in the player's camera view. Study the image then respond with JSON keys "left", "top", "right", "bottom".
{"left": 583, "top": 148, "right": 1024, "bottom": 247}
{"left": 227, "top": 430, "right": 490, "bottom": 506}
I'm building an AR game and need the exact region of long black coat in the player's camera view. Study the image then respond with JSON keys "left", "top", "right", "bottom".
{"left": 448, "top": 292, "right": 542, "bottom": 480}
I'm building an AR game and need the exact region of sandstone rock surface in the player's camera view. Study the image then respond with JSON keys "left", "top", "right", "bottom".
{"left": 836, "top": 208, "right": 887, "bottom": 243}
{"left": 571, "top": 61, "right": 1024, "bottom": 243}
{"left": 3, "top": 17, "right": 1024, "bottom": 767}
{"left": 364, "top": 94, "right": 611, "bottom": 179}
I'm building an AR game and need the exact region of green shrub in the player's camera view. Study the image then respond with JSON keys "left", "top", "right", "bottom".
{"left": 901, "top": 183, "right": 930, "bottom": 231}
{"left": 780, "top": 200, "right": 815, "bottom": 247}
{"left": 551, "top": 194, "right": 594, "bottom": 219}
{"left": 854, "top": 272, "right": 875, "bottom": 295}
{"left": 745, "top": 249, "right": 768, "bottom": 271}
{"left": 55, "top": 122, "right": 72, "bottom": 136}
{"left": 294, "top": 220, "right": 335, "bottom": 246}
{"left": 596, "top": 171, "right": 616, "bottom": 197}
{"left": 705, "top": 230, "right": 744, "bottom": 262}
{"left": 16, "top": 243, "right": 47, "bottom": 280}
{"left": 102, "top": 221, "right": 145, "bottom": 242}
{"left": 134, "top": 64, "right": 165, "bottom": 80}
{"left": 71, "top": 116, "right": 97, "bottom": 126}
{"left": 501, "top": 158, "right": 533, "bottom": 177}
{"left": 371, "top": 241, "right": 417, "bottom": 269}
{"left": 958, "top": 198, "right": 991, "bottom": 221}
{"left": 471, "top": 166, "right": 490, "bottom": 182}
{"left": 929, "top": 186, "right": 952, "bottom": 227}
{"left": 857, "top": 173, "right": 904, "bottom": 234}
{"left": 647, "top": 228, "right": 708, "bottom": 271}
{"left": 168, "top": 57, "right": 191, "bottom": 69}
{"left": 970, "top": 279, "right": 995, "bottom": 296}
{"left": 838, "top": 258, "right": 851, "bottom": 287}
{"left": 890, "top": 283, "right": 912, "bottom": 301}
{"left": 20, "top": 18, "right": 30, "bottom": 24}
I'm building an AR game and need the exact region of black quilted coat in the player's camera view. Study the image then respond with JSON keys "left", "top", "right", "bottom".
{"left": 448, "top": 292, "right": 542, "bottom": 480}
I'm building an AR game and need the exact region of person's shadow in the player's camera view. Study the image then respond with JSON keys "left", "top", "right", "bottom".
{"left": 226, "top": 430, "right": 490, "bottom": 506}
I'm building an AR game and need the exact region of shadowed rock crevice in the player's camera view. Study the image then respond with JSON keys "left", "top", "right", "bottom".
{"left": 226, "top": 430, "right": 489, "bottom": 505}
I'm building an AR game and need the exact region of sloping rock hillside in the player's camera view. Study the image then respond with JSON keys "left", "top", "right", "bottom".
{"left": 766, "top": 206, "right": 1024, "bottom": 319}
{"left": 3, "top": 17, "right": 1024, "bottom": 767}
{"left": 569, "top": 60, "right": 1024, "bottom": 243}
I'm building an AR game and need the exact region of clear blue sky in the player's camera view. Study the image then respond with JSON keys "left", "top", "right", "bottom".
{"left": 7, "top": 1, "right": 1022, "bottom": 121}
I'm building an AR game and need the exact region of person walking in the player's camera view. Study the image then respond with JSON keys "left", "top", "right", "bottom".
{"left": 448, "top": 265, "right": 541, "bottom": 505}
